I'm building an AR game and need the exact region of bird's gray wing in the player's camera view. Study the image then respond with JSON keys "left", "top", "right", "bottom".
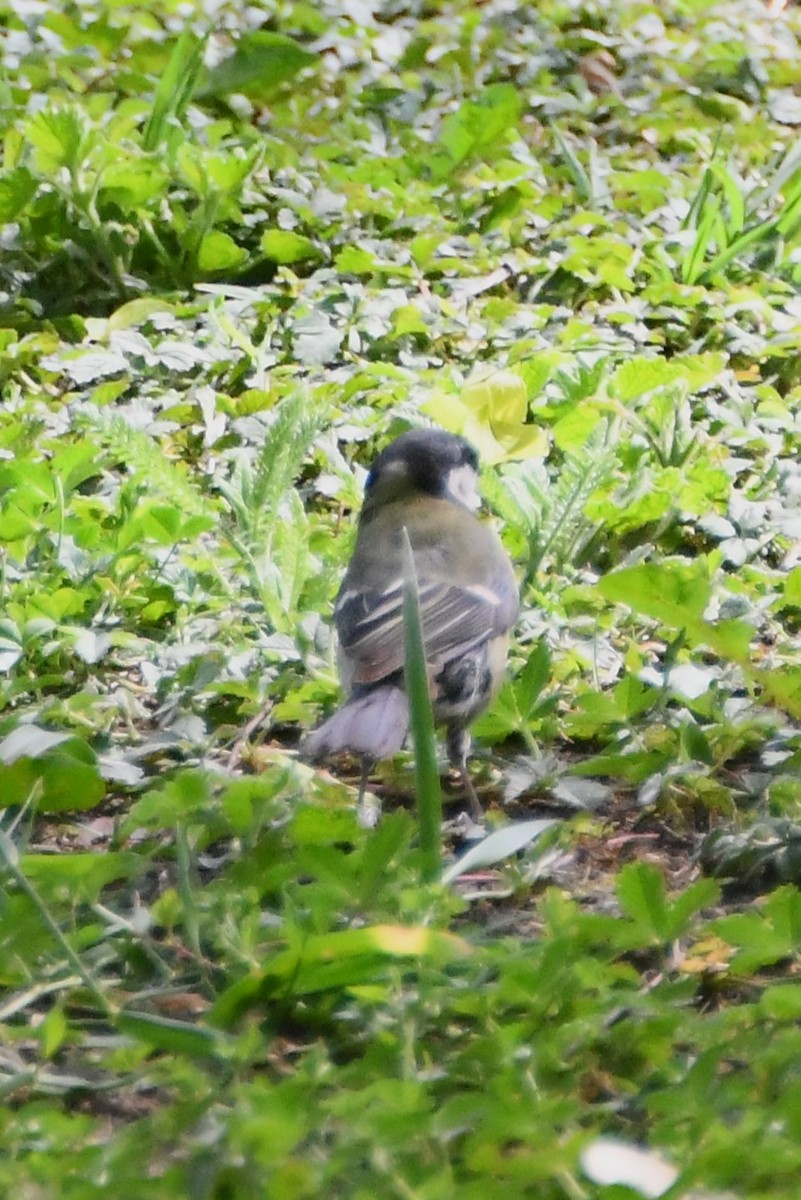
{"left": 335, "top": 574, "right": 516, "bottom": 685}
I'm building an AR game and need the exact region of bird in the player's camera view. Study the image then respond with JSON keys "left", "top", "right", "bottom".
{"left": 304, "top": 427, "right": 519, "bottom": 818}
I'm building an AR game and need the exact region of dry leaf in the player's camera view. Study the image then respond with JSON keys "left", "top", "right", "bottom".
{"left": 579, "top": 50, "right": 620, "bottom": 96}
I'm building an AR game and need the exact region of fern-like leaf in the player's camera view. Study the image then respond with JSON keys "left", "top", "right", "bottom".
{"left": 218, "top": 388, "right": 325, "bottom": 556}
{"left": 217, "top": 389, "right": 327, "bottom": 628}
{"left": 496, "top": 422, "right": 618, "bottom": 581}
{"left": 78, "top": 408, "right": 216, "bottom": 519}
{"left": 534, "top": 424, "right": 616, "bottom": 574}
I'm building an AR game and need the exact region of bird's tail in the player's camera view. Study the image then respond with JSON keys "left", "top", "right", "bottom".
{"left": 303, "top": 684, "right": 409, "bottom": 762}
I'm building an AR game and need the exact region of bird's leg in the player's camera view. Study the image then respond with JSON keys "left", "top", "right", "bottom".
{"left": 357, "top": 756, "right": 372, "bottom": 806}
{"left": 446, "top": 724, "right": 483, "bottom": 822}
{"left": 459, "top": 765, "right": 483, "bottom": 823}
{"left": 356, "top": 756, "right": 382, "bottom": 828}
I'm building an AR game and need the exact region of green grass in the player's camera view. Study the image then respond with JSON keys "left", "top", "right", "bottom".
{"left": 3, "top": 0, "right": 801, "bottom": 1195}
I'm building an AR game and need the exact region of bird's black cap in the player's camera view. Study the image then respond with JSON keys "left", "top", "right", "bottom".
{"left": 365, "top": 428, "right": 479, "bottom": 500}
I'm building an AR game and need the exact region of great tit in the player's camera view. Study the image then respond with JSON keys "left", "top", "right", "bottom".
{"left": 304, "top": 428, "right": 519, "bottom": 817}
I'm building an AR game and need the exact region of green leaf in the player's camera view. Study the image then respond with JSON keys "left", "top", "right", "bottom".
{"left": 260, "top": 230, "right": 321, "bottom": 264}
{"left": 25, "top": 106, "right": 88, "bottom": 176}
{"left": 391, "top": 305, "right": 428, "bottom": 338}
{"left": 519, "top": 641, "right": 551, "bottom": 708}
{"left": 139, "top": 504, "right": 182, "bottom": 543}
{"left": 335, "top": 245, "right": 376, "bottom": 274}
{"left": 617, "top": 862, "right": 671, "bottom": 942}
{"left": 713, "top": 886, "right": 801, "bottom": 971}
{"left": 210, "top": 926, "right": 470, "bottom": 1026}
{"left": 598, "top": 560, "right": 711, "bottom": 633}
{"left": 100, "top": 161, "right": 170, "bottom": 209}
{"left": 702, "top": 217, "right": 778, "bottom": 280}
{"left": 33, "top": 751, "right": 106, "bottom": 814}
{"left": 21, "top": 851, "right": 142, "bottom": 903}
{"left": 123, "top": 770, "right": 213, "bottom": 834}
{"left": 611, "top": 353, "right": 726, "bottom": 402}
{"left": 197, "top": 230, "right": 248, "bottom": 273}
{"left": 618, "top": 864, "right": 719, "bottom": 943}
{"left": 680, "top": 720, "right": 714, "bottom": 765}
{"left": 198, "top": 32, "right": 317, "bottom": 100}
{"left": 116, "top": 1011, "right": 229, "bottom": 1060}
{"left": 758, "top": 984, "right": 801, "bottom": 1020}
{"left": 473, "top": 642, "right": 555, "bottom": 740}
{"left": 39, "top": 1005, "right": 68, "bottom": 1059}
{"left": 0, "top": 728, "right": 105, "bottom": 814}
{"left": 783, "top": 567, "right": 801, "bottom": 607}
{"left": 564, "top": 677, "right": 656, "bottom": 739}
{"left": 761, "top": 667, "right": 801, "bottom": 718}
{"left": 0, "top": 167, "right": 37, "bottom": 221}
{"left": 425, "top": 83, "right": 522, "bottom": 181}
{"left": 713, "top": 913, "right": 792, "bottom": 972}
{"left": 665, "top": 877, "right": 720, "bottom": 936}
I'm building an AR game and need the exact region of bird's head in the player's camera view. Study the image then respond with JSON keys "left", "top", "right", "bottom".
{"left": 363, "top": 428, "right": 481, "bottom": 512}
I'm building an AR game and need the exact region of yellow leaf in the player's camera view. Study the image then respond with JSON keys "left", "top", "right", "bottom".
{"left": 490, "top": 420, "right": 549, "bottom": 461}
{"left": 423, "top": 375, "right": 546, "bottom": 464}
{"left": 369, "top": 924, "right": 472, "bottom": 958}
{"left": 421, "top": 391, "right": 471, "bottom": 433}
{"left": 462, "top": 368, "right": 528, "bottom": 425}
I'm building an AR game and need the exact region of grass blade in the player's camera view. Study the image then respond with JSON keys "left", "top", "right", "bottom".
{"left": 708, "top": 161, "right": 745, "bottom": 239}
{"left": 681, "top": 195, "right": 721, "bottom": 284}
{"left": 143, "top": 29, "right": 208, "bottom": 153}
{"left": 550, "top": 123, "right": 593, "bottom": 204}
{"left": 401, "top": 528, "right": 442, "bottom": 883}
{"left": 702, "top": 216, "right": 778, "bottom": 279}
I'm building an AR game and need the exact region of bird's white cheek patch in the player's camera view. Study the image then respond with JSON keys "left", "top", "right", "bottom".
{"left": 446, "top": 464, "right": 480, "bottom": 510}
